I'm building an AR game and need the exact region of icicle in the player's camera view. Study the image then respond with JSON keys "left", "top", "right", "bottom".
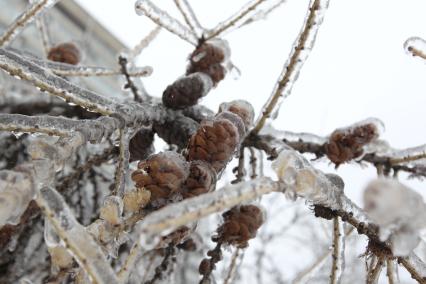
{"left": 0, "top": 168, "right": 35, "bottom": 227}
{"left": 135, "top": 0, "right": 199, "bottom": 45}
{"left": 363, "top": 179, "right": 426, "bottom": 256}
{"left": 252, "top": 0, "right": 331, "bottom": 134}
{"left": 0, "top": 0, "right": 60, "bottom": 47}
{"left": 36, "top": 186, "right": 119, "bottom": 283}
{"left": 404, "top": 37, "right": 426, "bottom": 61}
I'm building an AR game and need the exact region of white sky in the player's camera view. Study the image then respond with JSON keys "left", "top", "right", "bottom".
{"left": 74, "top": 0, "right": 426, "bottom": 205}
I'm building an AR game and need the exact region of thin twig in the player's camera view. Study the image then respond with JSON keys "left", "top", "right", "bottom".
{"left": 386, "top": 259, "right": 397, "bottom": 284}
{"left": 118, "top": 56, "right": 144, "bottom": 102}
{"left": 330, "top": 216, "right": 345, "bottom": 284}
{"left": 367, "top": 257, "right": 384, "bottom": 284}
{"left": 251, "top": 0, "right": 330, "bottom": 135}
{"left": 173, "top": 0, "right": 204, "bottom": 38}
{"left": 112, "top": 128, "right": 131, "bottom": 197}
{"left": 224, "top": 248, "right": 240, "bottom": 284}
{"left": 128, "top": 26, "right": 162, "bottom": 59}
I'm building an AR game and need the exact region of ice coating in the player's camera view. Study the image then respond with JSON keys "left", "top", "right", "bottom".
{"left": 0, "top": 0, "right": 60, "bottom": 47}
{"left": 219, "top": 100, "right": 255, "bottom": 129}
{"left": 135, "top": 0, "right": 198, "bottom": 45}
{"left": 404, "top": 37, "right": 426, "bottom": 61}
{"left": 331, "top": 118, "right": 385, "bottom": 138}
{"left": 260, "top": 124, "right": 327, "bottom": 145}
{"left": 36, "top": 186, "right": 119, "bottom": 283}
{"left": 363, "top": 179, "right": 426, "bottom": 256}
{"left": 379, "top": 144, "right": 426, "bottom": 165}
{"left": 0, "top": 169, "right": 35, "bottom": 227}
{"left": 272, "top": 149, "right": 344, "bottom": 209}
{"left": 215, "top": 111, "right": 246, "bottom": 140}
{"left": 100, "top": 196, "right": 124, "bottom": 225}
{"left": 173, "top": 0, "right": 204, "bottom": 38}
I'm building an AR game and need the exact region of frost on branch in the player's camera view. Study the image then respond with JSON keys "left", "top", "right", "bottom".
{"left": 324, "top": 118, "right": 384, "bottom": 166}
{"left": 363, "top": 179, "right": 426, "bottom": 256}
{"left": 0, "top": 168, "right": 35, "bottom": 228}
{"left": 272, "top": 149, "right": 344, "bottom": 208}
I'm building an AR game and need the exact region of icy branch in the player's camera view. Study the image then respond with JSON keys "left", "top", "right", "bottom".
{"left": 386, "top": 260, "right": 397, "bottom": 284}
{"left": 49, "top": 64, "right": 153, "bottom": 78}
{"left": 366, "top": 257, "right": 384, "bottom": 284}
{"left": 36, "top": 186, "right": 118, "bottom": 284}
{"left": 112, "top": 129, "right": 131, "bottom": 197}
{"left": 135, "top": 0, "right": 199, "bottom": 45}
{"left": 330, "top": 216, "right": 345, "bottom": 284}
{"left": 404, "top": 37, "right": 426, "bottom": 62}
{"left": 127, "top": 26, "right": 161, "bottom": 59}
{"left": 0, "top": 0, "right": 60, "bottom": 47}
{"left": 206, "top": 0, "right": 268, "bottom": 40}
{"left": 251, "top": 0, "right": 330, "bottom": 134}
{"left": 173, "top": 0, "right": 204, "bottom": 38}
{"left": 237, "top": 0, "right": 287, "bottom": 30}
{"left": 135, "top": 177, "right": 280, "bottom": 250}
{"left": 398, "top": 253, "right": 426, "bottom": 283}
{"left": 0, "top": 114, "right": 119, "bottom": 143}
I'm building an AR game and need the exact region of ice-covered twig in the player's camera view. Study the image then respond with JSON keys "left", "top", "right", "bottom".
{"left": 36, "top": 186, "right": 119, "bottom": 283}
{"left": 136, "top": 177, "right": 278, "bottom": 242}
{"left": 135, "top": 0, "right": 199, "bottom": 45}
{"left": 223, "top": 248, "right": 240, "bottom": 284}
{"left": 205, "top": 0, "right": 267, "bottom": 40}
{"left": 366, "top": 257, "right": 384, "bottom": 284}
{"left": 0, "top": 0, "right": 60, "bottom": 47}
{"left": 0, "top": 48, "right": 120, "bottom": 115}
{"left": 127, "top": 26, "right": 161, "bottom": 59}
{"left": 385, "top": 144, "right": 426, "bottom": 165}
{"left": 386, "top": 259, "right": 397, "bottom": 284}
{"left": 404, "top": 37, "right": 426, "bottom": 62}
{"left": 173, "top": 0, "right": 204, "bottom": 38}
{"left": 330, "top": 216, "right": 345, "bottom": 284}
{"left": 0, "top": 114, "right": 119, "bottom": 143}
{"left": 251, "top": 0, "right": 330, "bottom": 135}
{"left": 51, "top": 64, "right": 153, "bottom": 78}
{"left": 118, "top": 56, "right": 145, "bottom": 102}
{"left": 237, "top": 0, "right": 287, "bottom": 30}
{"left": 398, "top": 253, "right": 426, "bottom": 283}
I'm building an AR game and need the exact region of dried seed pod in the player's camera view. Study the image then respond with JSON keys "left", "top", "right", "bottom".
{"left": 199, "top": 259, "right": 212, "bottom": 276}
{"left": 162, "top": 73, "right": 213, "bottom": 109}
{"left": 153, "top": 115, "right": 199, "bottom": 150}
{"left": 187, "top": 39, "right": 230, "bottom": 85}
{"left": 131, "top": 151, "right": 189, "bottom": 208}
{"left": 123, "top": 187, "right": 151, "bottom": 213}
{"left": 182, "top": 161, "right": 216, "bottom": 198}
{"left": 215, "top": 205, "right": 264, "bottom": 248}
{"left": 99, "top": 196, "right": 123, "bottom": 225}
{"left": 324, "top": 118, "right": 383, "bottom": 166}
{"left": 129, "top": 128, "right": 154, "bottom": 162}
{"left": 186, "top": 116, "right": 240, "bottom": 173}
{"left": 219, "top": 100, "right": 255, "bottom": 129}
{"left": 47, "top": 42, "right": 81, "bottom": 65}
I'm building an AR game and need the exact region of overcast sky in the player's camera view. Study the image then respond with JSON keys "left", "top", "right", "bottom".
{"left": 75, "top": 0, "right": 426, "bottom": 205}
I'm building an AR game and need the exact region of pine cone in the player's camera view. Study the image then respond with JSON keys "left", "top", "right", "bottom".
{"left": 162, "top": 73, "right": 213, "bottom": 109}
{"left": 187, "top": 40, "right": 229, "bottom": 85}
{"left": 131, "top": 151, "right": 189, "bottom": 208}
{"left": 182, "top": 161, "right": 216, "bottom": 198}
{"left": 324, "top": 121, "right": 380, "bottom": 166}
{"left": 186, "top": 116, "right": 241, "bottom": 173}
{"left": 47, "top": 43, "right": 81, "bottom": 65}
{"left": 129, "top": 128, "right": 154, "bottom": 162}
{"left": 219, "top": 100, "right": 255, "bottom": 130}
{"left": 215, "top": 205, "right": 264, "bottom": 248}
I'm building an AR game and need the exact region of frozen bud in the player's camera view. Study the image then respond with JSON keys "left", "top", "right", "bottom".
{"left": 48, "top": 246, "right": 74, "bottom": 269}
{"left": 100, "top": 196, "right": 123, "bottom": 225}
{"left": 123, "top": 187, "right": 151, "bottom": 213}
{"left": 0, "top": 169, "right": 34, "bottom": 227}
{"left": 182, "top": 161, "right": 217, "bottom": 198}
{"left": 364, "top": 179, "right": 426, "bottom": 256}
{"left": 215, "top": 204, "right": 264, "bottom": 248}
{"left": 186, "top": 117, "right": 240, "bottom": 173}
{"left": 324, "top": 118, "right": 384, "bottom": 166}
{"left": 187, "top": 39, "right": 230, "bottom": 85}
{"left": 131, "top": 151, "right": 189, "bottom": 208}
{"left": 219, "top": 100, "right": 255, "bottom": 129}
{"left": 162, "top": 73, "right": 213, "bottom": 109}
{"left": 47, "top": 42, "right": 81, "bottom": 65}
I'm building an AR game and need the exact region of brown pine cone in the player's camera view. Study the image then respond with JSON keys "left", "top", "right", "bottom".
{"left": 219, "top": 100, "right": 255, "bottom": 130}
{"left": 214, "top": 205, "right": 264, "bottom": 248}
{"left": 187, "top": 40, "right": 229, "bottom": 85}
{"left": 186, "top": 116, "right": 241, "bottom": 173}
{"left": 129, "top": 128, "right": 154, "bottom": 162}
{"left": 324, "top": 121, "right": 380, "bottom": 166}
{"left": 131, "top": 151, "right": 189, "bottom": 208}
{"left": 182, "top": 161, "right": 216, "bottom": 198}
{"left": 47, "top": 43, "right": 81, "bottom": 65}
{"left": 162, "top": 73, "right": 213, "bottom": 109}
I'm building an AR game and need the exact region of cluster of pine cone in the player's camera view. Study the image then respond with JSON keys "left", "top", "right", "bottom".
{"left": 47, "top": 42, "right": 81, "bottom": 65}
{"left": 130, "top": 100, "right": 253, "bottom": 210}
{"left": 324, "top": 121, "right": 380, "bottom": 166}
{"left": 162, "top": 40, "right": 230, "bottom": 109}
